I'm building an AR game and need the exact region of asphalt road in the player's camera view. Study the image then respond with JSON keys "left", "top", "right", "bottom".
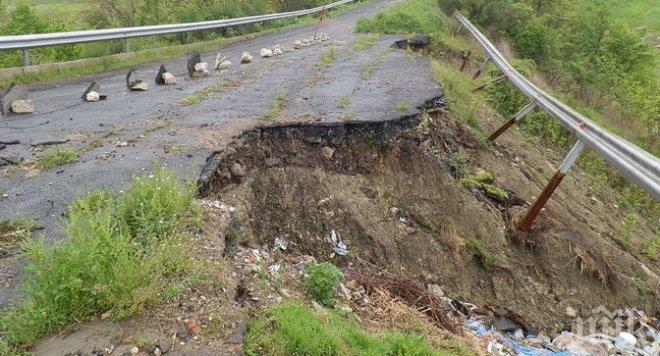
{"left": 0, "top": 0, "right": 441, "bottom": 303}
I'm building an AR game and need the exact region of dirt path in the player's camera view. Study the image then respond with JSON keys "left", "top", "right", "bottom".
{"left": 0, "top": 0, "right": 442, "bottom": 304}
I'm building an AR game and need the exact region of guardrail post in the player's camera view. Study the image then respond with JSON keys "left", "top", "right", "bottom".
{"left": 472, "top": 74, "right": 506, "bottom": 92}
{"left": 123, "top": 38, "right": 130, "bottom": 53}
{"left": 22, "top": 50, "right": 30, "bottom": 66}
{"left": 488, "top": 101, "right": 537, "bottom": 141}
{"left": 460, "top": 51, "right": 471, "bottom": 72}
{"left": 518, "top": 140, "right": 585, "bottom": 232}
{"left": 473, "top": 56, "right": 490, "bottom": 79}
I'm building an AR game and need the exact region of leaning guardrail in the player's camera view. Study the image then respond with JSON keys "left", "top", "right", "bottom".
{"left": 453, "top": 11, "right": 660, "bottom": 231}
{"left": 0, "top": 0, "right": 354, "bottom": 66}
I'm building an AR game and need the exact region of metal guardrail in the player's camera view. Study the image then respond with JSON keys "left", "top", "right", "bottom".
{"left": 0, "top": 0, "right": 355, "bottom": 65}
{"left": 453, "top": 11, "right": 660, "bottom": 231}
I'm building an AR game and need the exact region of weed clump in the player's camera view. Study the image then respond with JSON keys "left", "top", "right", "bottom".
{"left": 0, "top": 168, "right": 198, "bottom": 348}
{"left": 459, "top": 171, "right": 508, "bottom": 202}
{"left": 33, "top": 147, "right": 80, "bottom": 170}
{"left": 305, "top": 262, "right": 343, "bottom": 307}
{"left": 465, "top": 237, "right": 497, "bottom": 270}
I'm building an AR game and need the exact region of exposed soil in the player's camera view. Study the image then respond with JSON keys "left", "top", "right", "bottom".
{"left": 200, "top": 97, "right": 660, "bottom": 333}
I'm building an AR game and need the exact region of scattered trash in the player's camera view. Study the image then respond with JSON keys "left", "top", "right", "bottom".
{"left": 328, "top": 229, "right": 348, "bottom": 256}
{"left": 273, "top": 236, "right": 288, "bottom": 251}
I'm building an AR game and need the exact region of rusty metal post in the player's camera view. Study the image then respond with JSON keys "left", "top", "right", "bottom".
{"left": 473, "top": 56, "right": 490, "bottom": 79}
{"left": 460, "top": 51, "right": 471, "bottom": 72}
{"left": 488, "top": 101, "right": 537, "bottom": 141}
{"left": 518, "top": 140, "right": 585, "bottom": 232}
{"left": 472, "top": 74, "right": 506, "bottom": 92}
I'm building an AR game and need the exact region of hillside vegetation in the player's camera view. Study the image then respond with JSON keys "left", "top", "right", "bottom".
{"left": 359, "top": 0, "right": 660, "bottom": 219}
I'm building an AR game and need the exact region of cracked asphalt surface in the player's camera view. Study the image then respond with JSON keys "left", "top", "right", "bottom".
{"left": 0, "top": 0, "right": 441, "bottom": 303}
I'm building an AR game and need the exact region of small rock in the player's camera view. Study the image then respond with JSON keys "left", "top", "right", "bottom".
{"left": 260, "top": 48, "right": 273, "bottom": 58}
{"left": 85, "top": 91, "right": 100, "bottom": 102}
{"left": 273, "top": 47, "right": 283, "bottom": 55}
{"left": 321, "top": 146, "right": 334, "bottom": 160}
{"left": 215, "top": 55, "right": 231, "bottom": 71}
{"left": 162, "top": 72, "right": 177, "bottom": 85}
{"left": 153, "top": 348, "right": 162, "bottom": 356}
{"left": 231, "top": 162, "right": 246, "bottom": 178}
{"left": 264, "top": 157, "right": 281, "bottom": 167}
{"left": 130, "top": 346, "right": 139, "bottom": 355}
{"left": 10, "top": 99, "right": 34, "bottom": 113}
{"left": 614, "top": 332, "right": 636, "bottom": 352}
{"left": 176, "top": 324, "right": 190, "bottom": 340}
{"left": 293, "top": 40, "right": 302, "bottom": 49}
{"left": 565, "top": 306, "right": 577, "bottom": 317}
{"left": 241, "top": 52, "right": 253, "bottom": 64}
{"left": 191, "top": 62, "right": 210, "bottom": 78}
{"left": 130, "top": 82, "right": 149, "bottom": 91}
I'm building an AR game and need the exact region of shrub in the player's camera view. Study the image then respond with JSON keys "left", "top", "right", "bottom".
{"left": 305, "top": 262, "right": 343, "bottom": 307}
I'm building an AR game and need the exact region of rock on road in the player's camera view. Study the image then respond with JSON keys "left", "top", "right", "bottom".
{"left": 0, "top": 0, "right": 441, "bottom": 303}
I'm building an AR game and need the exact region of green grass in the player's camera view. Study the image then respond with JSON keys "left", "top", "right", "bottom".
{"left": 459, "top": 171, "right": 508, "bottom": 201}
{"left": 355, "top": 0, "right": 444, "bottom": 34}
{"left": 352, "top": 34, "right": 382, "bottom": 51}
{"left": 0, "top": 168, "right": 200, "bottom": 348}
{"left": 32, "top": 147, "right": 80, "bottom": 170}
{"left": 321, "top": 46, "right": 339, "bottom": 66}
{"left": 264, "top": 90, "right": 288, "bottom": 120}
{"left": 465, "top": 237, "right": 497, "bottom": 271}
{"left": 244, "top": 303, "right": 466, "bottom": 356}
{"left": 607, "top": 0, "right": 660, "bottom": 32}
{"left": 396, "top": 100, "right": 412, "bottom": 111}
{"left": 181, "top": 79, "right": 238, "bottom": 106}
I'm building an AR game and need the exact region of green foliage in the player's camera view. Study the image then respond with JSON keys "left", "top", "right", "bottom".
{"left": 459, "top": 171, "right": 508, "bottom": 201}
{"left": 0, "top": 168, "right": 198, "bottom": 347}
{"left": 396, "top": 101, "right": 412, "bottom": 111}
{"left": 338, "top": 97, "right": 350, "bottom": 108}
{"left": 264, "top": 90, "right": 289, "bottom": 120}
{"left": 352, "top": 34, "right": 382, "bottom": 51}
{"left": 244, "top": 303, "right": 459, "bottom": 355}
{"left": 0, "top": 2, "right": 81, "bottom": 68}
{"left": 33, "top": 147, "right": 80, "bottom": 171}
{"left": 355, "top": 0, "right": 443, "bottom": 34}
{"left": 321, "top": 46, "right": 339, "bottom": 66}
{"left": 465, "top": 237, "right": 497, "bottom": 270}
{"left": 305, "top": 262, "right": 343, "bottom": 307}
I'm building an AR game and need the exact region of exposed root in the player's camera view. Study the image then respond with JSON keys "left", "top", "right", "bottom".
{"left": 354, "top": 271, "right": 460, "bottom": 333}
{"left": 565, "top": 231, "right": 618, "bottom": 287}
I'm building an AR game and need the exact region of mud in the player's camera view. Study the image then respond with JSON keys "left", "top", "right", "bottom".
{"left": 200, "top": 102, "right": 659, "bottom": 332}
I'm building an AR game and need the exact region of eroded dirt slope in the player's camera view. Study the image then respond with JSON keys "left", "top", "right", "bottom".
{"left": 201, "top": 98, "right": 659, "bottom": 331}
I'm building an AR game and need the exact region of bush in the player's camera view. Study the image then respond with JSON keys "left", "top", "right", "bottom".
{"left": 305, "top": 262, "right": 343, "bottom": 307}
{"left": 0, "top": 169, "right": 198, "bottom": 347}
